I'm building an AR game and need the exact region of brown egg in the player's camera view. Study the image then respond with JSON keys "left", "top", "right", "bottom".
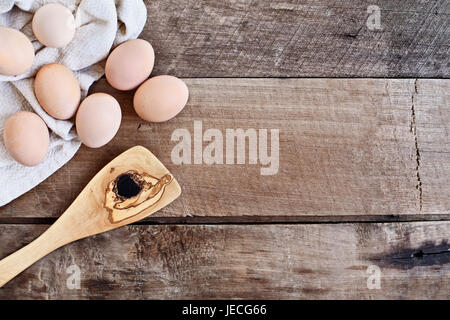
{"left": 3, "top": 111, "right": 49, "bottom": 167}
{"left": 32, "top": 3, "right": 76, "bottom": 48}
{"left": 0, "top": 27, "right": 35, "bottom": 76}
{"left": 105, "top": 39, "right": 155, "bottom": 91}
{"left": 76, "top": 93, "right": 122, "bottom": 148}
{"left": 34, "top": 63, "right": 81, "bottom": 120}
{"left": 133, "top": 75, "right": 189, "bottom": 123}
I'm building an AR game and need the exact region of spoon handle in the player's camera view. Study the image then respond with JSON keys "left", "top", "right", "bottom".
{"left": 0, "top": 226, "right": 68, "bottom": 288}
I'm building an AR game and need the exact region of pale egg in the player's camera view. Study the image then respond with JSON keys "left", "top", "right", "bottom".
{"left": 76, "top": 93, "right": 122, "bottom": 148}
{"left": 105, "top": 39, "right": 155, "bottom": 91}
{"left": 0, "top": 27, "right": 35, "bottom": 76}
{"left": 32, "top": 3, "right": 76, "bottom": 48}
{"left": 133, "top": 75, "right": 189, "bottom": 122}
{"left": 3, "top": 111, "right": 49, "bottom": 167}
{"left": 34, "top": 63, "right": 81, "bottom": 120}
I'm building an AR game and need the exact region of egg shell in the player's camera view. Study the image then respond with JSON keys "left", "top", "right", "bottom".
{"left": 0, "top": 27, "right": 35, "bottom": 76}
{"left": 32, "top": 3, "right": 76, "bottom": 48}
{"left": 3, "top": 111, "right": 49, "bottom": 167}
{"left": 34, "top": 63, "right": 81, "bottom": 120}
{"left": 105, "top": 39, "right": 155, "bottom": 91}
{"left": 76, "top": 93, "right": 122, "bottom": 148}
{"left": 133, "top": 75, "right": 189, "bottom": 123}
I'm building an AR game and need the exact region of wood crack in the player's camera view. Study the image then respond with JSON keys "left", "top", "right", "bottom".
{"left": 410, "top": 79, "right": 423, "bottom": 211}
{"left": 369, "top": 240, "right": 450, "bottom": 269}
{"left": 410, "top": 248, "right": 450, "bottom": 259}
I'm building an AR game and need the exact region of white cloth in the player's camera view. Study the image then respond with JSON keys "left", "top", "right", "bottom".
{"left": 0, "top": 0, "right": 147, "bottom": 206}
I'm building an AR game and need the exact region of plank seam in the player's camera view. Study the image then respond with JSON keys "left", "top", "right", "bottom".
{"left": 1, "top": 215, "right": 450, "bottom": 225}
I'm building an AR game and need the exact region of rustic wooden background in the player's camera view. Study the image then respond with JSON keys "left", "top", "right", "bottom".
{"left": 0, "top": 0, "right": 449, "bottom": 299}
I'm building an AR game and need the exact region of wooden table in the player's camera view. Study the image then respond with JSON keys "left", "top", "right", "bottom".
{"left": 0, "top": 0, "right": 449, "bottom": 299}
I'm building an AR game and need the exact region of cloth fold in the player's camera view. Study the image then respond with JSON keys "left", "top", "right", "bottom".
{"left": 0, "top": 0, "right": 147, "bottom": 206}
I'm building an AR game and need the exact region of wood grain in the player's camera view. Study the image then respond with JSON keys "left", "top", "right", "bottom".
{"left": 143, "top": 0, "right": 450, "bottom": 77}
{"left": 0, "top": 222, "right": 448, "bottom": 299}
{"left": 1, "top": 0, "right": 449, "bottom": 301}
{"left": 1, "top": 79, "right": 448, "bottom": 220}
{"left": 414, "top": 80, "right": 450, "bottom": 215}
{"left": 0, "top": 147, "right": 181, "bottom": 288}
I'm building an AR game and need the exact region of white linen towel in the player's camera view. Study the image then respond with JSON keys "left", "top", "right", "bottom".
{"left": 0, "top": 0, "right": 147, "bottom": 206}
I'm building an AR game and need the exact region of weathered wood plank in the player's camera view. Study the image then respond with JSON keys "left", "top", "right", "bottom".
{"left": 415, "top": 80, "right": 450, "bottom": 214}
{"left": 0, "top": 222, "right": 448, "bottom": 299}
{"left": 1, "top": 79, "right": 448, "bottom": 219}
{"left": 143, "top": 0, "right": 450, "bottom": 77}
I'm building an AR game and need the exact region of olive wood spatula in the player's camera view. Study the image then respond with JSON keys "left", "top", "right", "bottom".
{"left": 0, "top": 146, "right": 181, "bottom": 288}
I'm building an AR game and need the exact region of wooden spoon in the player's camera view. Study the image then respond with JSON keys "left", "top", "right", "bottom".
{"left": 0, "top": 146, "right": 181, "bottom": 288}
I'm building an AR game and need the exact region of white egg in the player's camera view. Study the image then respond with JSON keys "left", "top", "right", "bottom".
{"left": 32, "top": 3, "right": 76, "bottom": 48}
